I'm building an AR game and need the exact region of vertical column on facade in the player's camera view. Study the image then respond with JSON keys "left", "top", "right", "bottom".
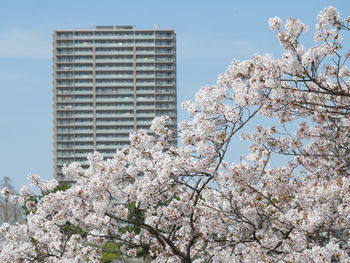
{"left": 53, "top": 32, "right": 58, "bottom": 180}
{"left": 92, "top": 40, "right": 97, "bottom": 151}
{"left": 153, "top": 30, "right": 157, "bottom": 120}
{"left": 173, "top": 32, "right": 178, "bottom": 142}
{"left": 72, "top": 34, "right": 76, "bottom": 163}
{"left": 132, "top": 35, "right": 137, "bottom": 131}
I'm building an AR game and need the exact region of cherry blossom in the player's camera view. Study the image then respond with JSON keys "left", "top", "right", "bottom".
{"left": 1, "top": 5, "right": 350, "bottom": 263}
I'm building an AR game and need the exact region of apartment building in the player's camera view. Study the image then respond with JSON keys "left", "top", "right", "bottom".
{"left": 53, "top": 26, "right": 176, "bottom": 181}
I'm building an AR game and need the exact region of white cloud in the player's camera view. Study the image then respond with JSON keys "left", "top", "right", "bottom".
{"left": 0, "top": 27, "right": 51, "bottom": 59}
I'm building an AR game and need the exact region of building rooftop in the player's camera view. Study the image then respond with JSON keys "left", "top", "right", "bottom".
{"left": 54, "top": 26, "right": 175, "bottom": 32}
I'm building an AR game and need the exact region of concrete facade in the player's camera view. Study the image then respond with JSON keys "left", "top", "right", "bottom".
{"left": 53, "top": 26, "right": 177, "bottom": 181}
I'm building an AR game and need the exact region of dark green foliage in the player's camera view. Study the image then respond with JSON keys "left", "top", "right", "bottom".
{"left": 127, "top": 201, "right": 145, "bottom": 234}
{"left": 101, "top": 242, "right": 122, "bottom": 262}
{"left": 61, "top": 222, "right": 87, "bottom": 237}
{"left": 52, "top": 182, "right": 71, "bottom": 193}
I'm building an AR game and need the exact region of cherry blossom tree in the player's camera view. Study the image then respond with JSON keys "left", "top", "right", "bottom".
{"left": 0, "top": 177, "right": 25, "bottom": 224}
{"left": 1, "top": 6, "right": 350, "bottom": 263}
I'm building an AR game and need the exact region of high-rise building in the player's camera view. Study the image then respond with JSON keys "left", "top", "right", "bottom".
{"left": 53, "top": 26, "right": 177, "bottom": 181}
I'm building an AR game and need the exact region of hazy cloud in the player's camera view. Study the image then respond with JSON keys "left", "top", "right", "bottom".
{"left": 0, "top": 27, "right": 51, "bottom": 59}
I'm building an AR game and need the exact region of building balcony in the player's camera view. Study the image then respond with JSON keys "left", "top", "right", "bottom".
{"left": 96, "top": 67, "right": 133, "bottom": 71}
{"left": 96, "top": 51, "right": 133, "bottom": 55}
{"left": 72, "top": 145, "right": 94, "bottom": 150}
{"left": 136, "top": 82, "right": 155, "bottom": 86}
{"left": 136, "top": 66, "right": 156, "bottom": 70}
{"left": 73, "top": 83, "right": 93, "bottom": 87}
{"left": 74, "top": 51, "right": 93, "bottom": 55}
{"left": 96, "top": 145, "right": 128, "bottom": 150}
{"left": 156, "top": 97, "right": 175, "bottom": 101}
{"left": 56, "top": 43, "right": 74, "bottom": 47}
{"left": 96, "top": 106, "right": 134, "bottom": 111}
{"left": 136, "top": 105, "right": 156, "bottom": 110}
{"left": 134, "top": 35, "right": 155, "bottom": 39}
{"left": 96, "top": 114, "right": 131, "bottom": 119}
{"left": 55, "top": 35, "right": 73, "bottom": 39}
{"left": 96, "top": 121, "right": 133, "bottom": 126}
{"left": 74, "top": 106, "right": 94, "bottom": 110}
{"left": 56, "top": 75, "right": 74, "bottom": 79}
{"left": 95, "top": 75, "right": 133, "bottom": 79}
{"left": 95, "top": 82, "right": 133, "bottom": 87}
{"left": 72, "top": 36, "right": 94, "bottom": 39}
{"left": 56, "top": 98, "right": 74, "bottom": 102}
{"left": 95, "top": 97, "right": 132, "bottom": 101}
{"left": 155, "top": 67, "right": 174, "bottom": 70}
{"left": 72, "top": 67, "right": 93, "bottom": 71}
{"left": 73, "top": 43, "right": 94, "bottom": 48}
{"left": 96, "top": 137, "right": 129, "bottom": 141}
{"left": 58, "top": 137, "right": 92, "bottom": 142}
{"left": 155, "top": 105, "right": 175, "bottom": 109}
{"left": 57, "top": 105, "right": 74, "bottom": 110}
{"left": 155, "top": 43, "right": 174, "bottom": 47}
{"left": 136, "top": 90, "right": 155, "bottom": 94}
{"left": 56, "top": 59, "right": 74, "bottom": 63}
{"left": 155, "top": 35, "right": 174, "bottom": 39}
{"left": 155, "top": 75, "right": 175, "bottom": 78}
{"left": 95, "top": 59, "right": 133, "bottom": 63}
{"left": 73, "top": 59, "right": 93, "bottom": 63}
{"left": 74, "top": 90, "right": 93, "bottom": 95}
{"left": 57, "top": 145, "right": 93, "bottom": 150}
{"left": 136, "top": 51, "right": 155, "bottom": 55}
{"left": 70, "top": 75, "right": 93, "bottom": 79}
{"left": 74, "top": 129, "right": 94, "bottom": 134}
{"left": 96, "top": 129, "right": 133, "bottom": 134}
{"left": 94, "top": 35, "right": 135, "bottom": 39}
{"left": 136, "top": 97, "right": 155, "bottom": 102}
{"left": 57, "top": 129, "right": 74, "bottom": 134}
{"left": 136, "top": 58, "right": 155, "bottom": 63}
{"left": 56, "top": 83, "right": 74, "bottom": 87}
{"left": 73, "top": 98, "right": 93, "bottom": 102}
{"left": 134, "top": 43, "right": 156, "bottom": 47}
{"left": 74, "top": 113, "right": 94, "bottom": 117}
{"left": 136, "top": 121, "right": 153, "bottom": 125}
{"left": 156, "top": 82, "right": 175, "bottom": 86}
{"left": 74, "top": 152, "right": 93, "bottom": 157}
{"left": 136, "top": 74, "right": 155, "bottom": 78}
{"left": 136, "top": 113, "right": 156, "bottom": 117}
{"left": 74, "top": 122, "right": 94, "bottom": 126}
{"left": 155, "top": 58, "right": 174, "bottom": 62}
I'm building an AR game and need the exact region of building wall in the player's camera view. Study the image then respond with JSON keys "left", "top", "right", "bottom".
{"left": 53, "top": 26, "right": 177, "bottom": 181}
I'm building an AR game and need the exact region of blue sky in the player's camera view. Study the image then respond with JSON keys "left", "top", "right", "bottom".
{"left": 0, "top": 0, "right": 349, "bottom": 189}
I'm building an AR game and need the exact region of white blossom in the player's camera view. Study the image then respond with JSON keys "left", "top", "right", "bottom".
{"left": 268, "top": 16, "right": 282, "bottom": 29}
